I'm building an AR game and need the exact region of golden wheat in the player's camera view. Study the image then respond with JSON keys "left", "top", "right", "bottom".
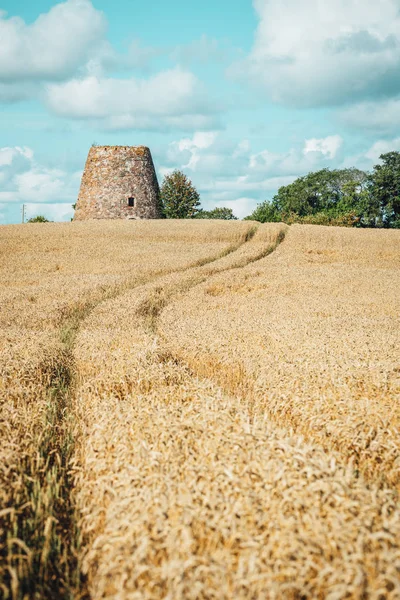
{"left": 1, "top": 220, "right": 400, "bottom": 599}
{"left": 0, "top": 219, "right": 254, "bottom": 599}
{"left": 71, "top": 223, "right": 400, "bottom": 598}
{"left": 161, "top": 225, "right": 400, "bottom": 487}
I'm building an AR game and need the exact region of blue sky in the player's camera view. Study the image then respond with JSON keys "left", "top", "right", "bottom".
{"left": 1, "top": 0, "right": 400, "bottom": 223}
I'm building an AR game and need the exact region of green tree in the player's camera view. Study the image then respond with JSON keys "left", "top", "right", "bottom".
{"left": 338, "top": 181, "right": 380, "bottom": 227}
{"left": 27, "top": 215, "right": 50, "bottom": 223}
{"left": 194, "top": 207, "right": 237, "bottom": 220}
{"left": 244, "top": 201, "right": 281, "bottom": 223}
{"left": 272, "top": 168, "right": 368, "bottom": 217}
{"left": 160, "top": 170, "right": 201, "bottom": 218}
{"left": 368, "top": 151, "right": 400, "bottom": 227}
{"left": 245, "top": 168, "right": 376, "bottom": 226}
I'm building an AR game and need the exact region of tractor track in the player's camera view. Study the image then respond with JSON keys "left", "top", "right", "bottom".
{"left": 1, "top": 224, "right": 268, "bottom": 599}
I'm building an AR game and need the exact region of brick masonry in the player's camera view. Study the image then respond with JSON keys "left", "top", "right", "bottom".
{"left": 73, "top": 145, "right": 164, "bottom": 220}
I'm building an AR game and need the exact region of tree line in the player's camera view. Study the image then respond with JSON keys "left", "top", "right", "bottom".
{"left": 245, "top": 151, "right": 400, "bottom": 228}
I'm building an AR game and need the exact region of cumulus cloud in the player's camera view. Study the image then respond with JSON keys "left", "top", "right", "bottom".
{"left": 303, "top": 135, "right": 343, "bottom": 159}
{"left": 165, "top": 132, "right": 218, "bottom": 170}
{"left": 248, "top": 136, "right": 343, "bottom": 177}
{"left": 0, "top": 146, "right": 81, "bottom": 204}
{"left": 0, "top": 146, "right": 33, "bottom": 179}
{"left": 0, "top": 0, "right": 171, "bottom": 99}
{"left": 45, "top": 69, "right": 221, "bottom": 131}
{"left": 159, "top": 131, "right": 343, "bottom": 217}
{"left": 232, "top": 0, "right": 400, "bottom": 107}
{"left": 0, "top": 1, "right": 106, "bottom": 82}
{"left": 161, "top": 134, "right": 254, "bottom": 179}
{"left": 365, "top": 137, "right": 400, "bottom": 162}
{"left": 162, "top": 132, "right": 344, "bottom": 180}
{"left": 0, "top": 1, "right": 219, "bottom": 132}
{"left": 339, "top": 97, "right": 400, "bottom": 133}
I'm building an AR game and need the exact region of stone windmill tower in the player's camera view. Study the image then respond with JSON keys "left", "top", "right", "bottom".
{"left": 73, "top": 145, "right": 163, "bottom": 220}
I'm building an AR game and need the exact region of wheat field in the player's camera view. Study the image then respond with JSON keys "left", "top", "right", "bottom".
{"left": 0, "top": 220, "right": 399, "bottom": 599}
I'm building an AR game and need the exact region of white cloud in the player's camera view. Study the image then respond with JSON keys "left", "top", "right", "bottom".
{"left": 167, "top": 131, "right": 218, "bottom": 169}
{"left": 46, "top": 70, "right": 195, "bottom": 118}
{"left": 0, "top": 1, "right": 219, "bottom": 133}
{"left": 185, "top": 132, "right": 217, "bottom": 150}
{"left": 161, "top": 131, "right": 343, "bottom": 181}
{"left": 0, "top": 146, "right": 81, "bottom": 204}
{"left": 365, "top": 137, "right": 400, "bottom": 162}
{"left": 159, "top": 130, "right": 344, "bottom": 218}
{"left": 45, "top": 69, "right": 220, "bottom": 131}
{"left": 0, "top": 146, "right": 33, "bottom": 187}
{"left": 249, "top": 137, "right": 343, "bottom": 176}
{"left": 233, "top": 0, "right": 400, "bottom": 106}
{"left": 303, "top": 135, "right": 343, "bottom": 159}
{"left": 15, "top": 170, "right": 67, "bottom": 203}
{"left": 249, "top": 149, "right": 280, "bottom": 171}
{"left": 0, "top": 146, "right": 33, "bottom": 166}
{"left": 339, "top": 97, "right": 400, "bottom": 132}
{"left": 162, "top": 132, "right": 245, "bottom": 177}
{"left": 0, "top": 1, "right": 106, "bottom": 82}
{"left": 325, "top": 135, "right": 400, "bottom": 171}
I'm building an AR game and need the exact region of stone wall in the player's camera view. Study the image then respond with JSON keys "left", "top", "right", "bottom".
{"left": 74, "top": 146, "right": 163, "bottom": 220}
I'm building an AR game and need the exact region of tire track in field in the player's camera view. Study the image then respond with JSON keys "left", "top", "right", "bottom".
{"left": 1, "top": 225, "right": 260, "bottom": 600}
{"left": 135, "top": 225, "right": 288, "bottom": 331}
{"left": 156, "top": 227, "right": 400, "bottom": 493}
{"left": 72, "top": 224, "right": 400, "bottom": 599}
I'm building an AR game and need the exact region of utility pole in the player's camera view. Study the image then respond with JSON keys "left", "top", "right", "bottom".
{"left": 21, "top": 204, "right": 25, "bottom": 224}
